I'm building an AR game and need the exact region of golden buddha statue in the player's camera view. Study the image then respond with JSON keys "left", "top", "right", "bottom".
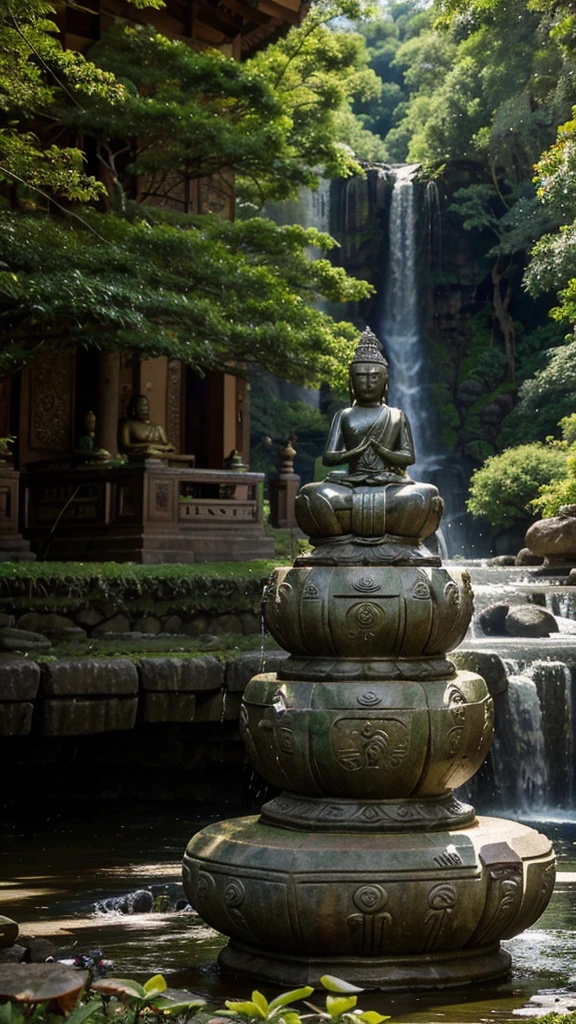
{"left": 295, "top": 329, "right": 443, "bottom": 552}
{"left": 119, "top": 395, "right": 175, "bottom": 458}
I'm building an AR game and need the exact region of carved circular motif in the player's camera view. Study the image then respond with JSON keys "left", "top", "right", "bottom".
{"left": 304, "top": 583, "right": 319, "bottom": 598}
{"left": 223, "top": 880, "right": 246, "bottom": 908}
{"left": 353, "top": 575, "right": 381, "bottom": 593}
{"left": 353, "top": 884, "right": 388, "bottom": 914}
{"left": 428, "top": 883, "right": 458, "bottom": 910}
{"left": 356, "top": 603, "right": 380, "bottom": 629}
{"left": 196, "top": 873, "right": 212, "bottom": 901}
{"left": 357, "top": 691, "right": 382, "bottom": 707}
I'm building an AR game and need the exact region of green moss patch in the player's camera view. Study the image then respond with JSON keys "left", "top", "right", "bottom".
{"left": 0, "top": 560, "right": 279, "bottom": 617}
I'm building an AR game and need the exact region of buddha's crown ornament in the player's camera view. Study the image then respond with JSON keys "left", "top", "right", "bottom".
{"left": 351, "top": 327, "right": 388, "bottom": 366}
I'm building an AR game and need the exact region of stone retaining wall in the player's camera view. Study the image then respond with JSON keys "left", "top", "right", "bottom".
{"left": 0, "top": 650, "right": 288, "bottom": 737}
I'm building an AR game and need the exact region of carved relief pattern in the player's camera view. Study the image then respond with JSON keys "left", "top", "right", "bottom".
{"left": 30, "top": 351, "right": 72, "bottom": 451}
{"left": 166, "top": 359, "right": 182, "bottom": 451}
{"left": 347, "top": 884, "right": 391, "bottom": 955}
{"left": 353, "top": 575, "right": 381, "bottom": 593}
{"left": 331, "top": 718, "right": 408, "bottom": 773}
{"left": 222, "top": 877, "right": 256, "bottom": 940}
{"left": 347, "top": 602, "right": 384, "bottom": 643}
{"left": 423, "top": 883, "right": 458, "bottom": 950}
{"left": 262, "top": 793, "right": 473, "bottom": 831}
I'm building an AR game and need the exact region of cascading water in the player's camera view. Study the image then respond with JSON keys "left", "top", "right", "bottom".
{"left": 381, "top": 164, "right": 435, "bottom": 480}
{"left": 461, "top": 657, "right": 575, "bottom": 815}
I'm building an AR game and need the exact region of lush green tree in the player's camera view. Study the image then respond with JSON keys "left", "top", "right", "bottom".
{"left": 0, "top": 0, "right": 379, "bottom": 388}
{"left": 467, "top": 440, "right": 568, "bottom": 527}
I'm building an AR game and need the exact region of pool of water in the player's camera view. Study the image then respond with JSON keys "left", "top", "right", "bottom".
{"left": 1, "top": 807, "right": 576, "bottom": 1022}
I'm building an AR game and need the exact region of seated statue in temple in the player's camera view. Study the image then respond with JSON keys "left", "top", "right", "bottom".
{"left": 119, "top": 394, "right": 176, "bottom": 458}
{"left": 295, "top": 329, "right": 443, "bottom": 549}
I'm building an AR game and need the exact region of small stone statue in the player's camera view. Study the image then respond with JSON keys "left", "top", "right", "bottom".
{"left": 76, "top": 411, "right": 110, "bottom": 463}
{"left": 77, "top": 410, "right": 97, "bottom": 453}
{"left": 295, "top": 328, "right": 443, "bottom": 558}
{"left": 224, "top": 449, "right": 247, "bottom": 471}
{"left": 119, "top": 395, "right": 175, "bottom": 458}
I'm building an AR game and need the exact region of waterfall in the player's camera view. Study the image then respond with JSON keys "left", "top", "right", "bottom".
{"left": 460, "top": 659, "right": 575, "bottom": 816}
{"left": 381, "top": 164, "right": 434, "bottom": 480}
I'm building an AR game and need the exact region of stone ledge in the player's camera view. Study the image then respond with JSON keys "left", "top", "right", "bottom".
{"left": 0, "top": 656, "right": 41, "bottom": 701}
{"left": 0, "top": 702, "right": 33, "bottom": 735}
{"left": 142, "top": 692, "right": 196, "bottom": 723}
{"left": 139, "top": 656, "right": 223, "bottom": 692}
{"left": 225, "top": 650, "right": 289, "bottom": 692}
{"left": 42, "top": 697, "right": 138, "bottom": 735}
{"left": 41, "top": 658, "right": 139, "bottom": 696}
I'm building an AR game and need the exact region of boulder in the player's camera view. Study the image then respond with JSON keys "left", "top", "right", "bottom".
{"left": 0, "top": 628, "right": 51, "bottom": 653}
{"left": 133, "top": 617, "right": 161, "bottom": 634}
{"left": 526, "top": 506, "right": 576, "bottom": 565}
{"left": 515, "top": 547, "right": 544, "bottom": 566}
{"left": 0, "top": 917, "right": 18, "bottom": 950}
{"left": 0, "top": 946, "right": 26, "bottom": 963}
{"left": 17, "top": 613, "right": 74, "bottom": 634}
{"left": 505, "top": 604, "right": 559, "bottom": 637}
{"left": 477, "top": 603, "right": 509, "bottom": 636}
{"left": 92, "top": 613, "right": 131, "bottom": 635}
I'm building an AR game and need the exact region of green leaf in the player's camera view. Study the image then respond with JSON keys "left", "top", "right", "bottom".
{"left": 320, "top": 977, "right": 364, "bottom": 994}
{"left": 252, "top": 991, "right": 270, "bottom": 1015}
{"left": 0, "top": 1003, "right": 12, "bottom": 1024}
{"left": 269, "top": 987, "right": 314, "bottom": 1011}
{"left": 225, "top": 1000, "right": 267, "bottom": 1019}
{"left": 91, "top": 977, "right": 146, "bottom": 999}
{"left": 326, "top": 995, "right": 358, "bottom": 1018}
{"left": 358, "top": 1013, "right": 390, "bottom": 1023}
{"left": 152, "top": 989, "right": 207, "bottom": 1014}
{"left": 144, "top": 974, "right": 167, "bottom": 995}
{"left": 65, "top": 1001, "right": 105, "bottom": 1024}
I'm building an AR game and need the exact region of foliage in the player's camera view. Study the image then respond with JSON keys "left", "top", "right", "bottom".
{"left": 0, "top": 560, "right": 277, "bottom": 617}
{"left": 467, "top": 441, "right": 568, "bottom": 526}
{"left": 0, "top": 971, "right": 390, "bottom": 1024}
{"left": 0, "top": 0, "right": 379, "bottom": 388}
{"left": 0, "top": 969, "right": 206, "bottom": 1023}
{"left": 250, "top": 384, "right": 332, "bottom": 476}
{"left": 531, "top": 414, "right": 576, "bottom": 516}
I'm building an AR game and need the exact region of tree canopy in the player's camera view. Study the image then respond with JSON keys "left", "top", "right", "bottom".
{"left": 0, "top": 0, "right": 383, "bottom": 389}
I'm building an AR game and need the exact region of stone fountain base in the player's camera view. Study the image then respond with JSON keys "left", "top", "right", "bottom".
{"left": 183, "top": 815, "right": 555, "bottom": 989}
{"left": 218, "top": 940, "right": 511, "bottom": 990}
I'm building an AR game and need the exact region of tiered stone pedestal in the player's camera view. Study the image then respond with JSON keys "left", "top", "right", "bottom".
{"left": 183, "top": 556, "right": 555, "bottom": 989}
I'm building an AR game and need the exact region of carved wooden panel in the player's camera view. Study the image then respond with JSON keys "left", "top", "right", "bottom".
{"left": 166, "top": 359, "right": 182, "bottom": 451}
{"left": 30, "top": 350, "right": 73, "bottom": 451}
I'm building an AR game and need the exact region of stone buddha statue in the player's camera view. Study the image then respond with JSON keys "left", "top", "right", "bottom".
{"left": 119, "top": 394, "right": 175, "bottom": 458}
{"left": 295, "top": 329, "right": 443, "bottom": 559}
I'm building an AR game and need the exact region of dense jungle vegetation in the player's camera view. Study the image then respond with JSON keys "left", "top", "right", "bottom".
{"left": 348, "top": 0, "right": 576, "bottom": 529}
{"left": 0, "top": 0, "right": 390, "bottom": 389}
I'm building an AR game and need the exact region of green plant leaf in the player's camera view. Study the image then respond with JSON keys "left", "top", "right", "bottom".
{"left": 0, "top": 1003, "right": 12, "bottom": 1024}
{"left": 144, "top": 974, "right": 168, "bottom": 995}
{"left": 269, "top": 987, "right": 314, "bottom": 1011}
{"left": 251, "top": 991, "right": 269, "bottom": 1016}
{"left": 153, "top": 989, "right": 208, "bottom": 1014}
{"left": 91, "top": 977, "right": 146, "bottom": 999}
{"left": 225, "top": 1000, "right": 267, "bottom": 1019}
{"left": 326, "top": 995, "right": 358, "bottom": 1018}
{"left": 358, "top": 1013, "right": 390, "bottom": 1023}
{"left": 65, "top": 1001, "right": 105, "bottom": 1024}
{"left": 320, "top": 977, "right": 364, "bottom": 994}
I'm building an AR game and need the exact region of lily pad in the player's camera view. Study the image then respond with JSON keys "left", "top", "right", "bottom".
{"left": 0, "top": 963, "right": 88, "bottom": 1003}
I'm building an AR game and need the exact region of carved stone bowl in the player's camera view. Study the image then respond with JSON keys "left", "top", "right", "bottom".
{"left": 240, "top": 671, "right": 493, "bottom": 799}
{"left": 263, "top": 565, "right": 473, "bottom": 659}
{"left": 182, "top": 816, "right": 555, "bottom": 988}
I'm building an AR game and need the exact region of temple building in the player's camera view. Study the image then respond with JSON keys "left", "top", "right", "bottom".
{"left": 0, "top": 0, "right": 304, "bottom": 562}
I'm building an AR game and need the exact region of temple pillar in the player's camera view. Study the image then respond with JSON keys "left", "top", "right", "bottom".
{"left": 96, "top": 350, "right": 121, "bottom": 456}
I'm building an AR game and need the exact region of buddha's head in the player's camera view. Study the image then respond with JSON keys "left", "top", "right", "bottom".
{"left": 83, "top": 410, "right": 96, "bottom": 435}
{"left": 350, "top": 329, "right": 388, "bottom": 405}
{"left": 127, "top": 394, "right": 150, "bottom": 422}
